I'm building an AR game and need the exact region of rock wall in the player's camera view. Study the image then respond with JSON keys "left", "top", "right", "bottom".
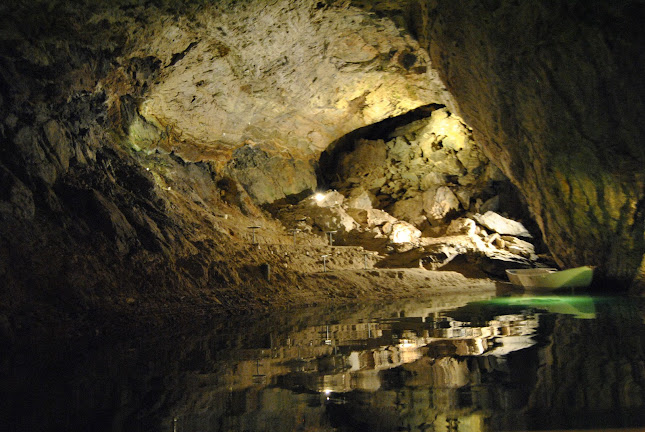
{"left": 415, "top": 0, "right": 645, "bottom": 285}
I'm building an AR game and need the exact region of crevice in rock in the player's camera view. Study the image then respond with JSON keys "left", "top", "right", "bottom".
{"left": 167, "top": 41, "right": 199, "bottom": 67}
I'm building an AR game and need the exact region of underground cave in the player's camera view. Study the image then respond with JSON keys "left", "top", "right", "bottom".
{"left": 1, "top": 0, "right": 645, "bottom": 431}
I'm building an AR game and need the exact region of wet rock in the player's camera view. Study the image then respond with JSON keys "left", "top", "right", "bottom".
{"left": 473, "top": 211, "right": 532, "bottom": 238}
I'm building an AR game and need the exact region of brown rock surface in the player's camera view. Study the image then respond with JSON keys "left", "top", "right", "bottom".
{"left": 419, "top": 0, "right": 645, "bottom": 285}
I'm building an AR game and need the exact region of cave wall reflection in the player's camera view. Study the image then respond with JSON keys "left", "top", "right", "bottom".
{"left": 2, "top": 296, "right": 644, "bottom": 432}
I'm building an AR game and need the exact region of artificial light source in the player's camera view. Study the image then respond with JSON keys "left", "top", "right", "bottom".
{"left": 391, "top": 225, "right": 414, "bottom": 243}
{"left": 314, "top": 192, "right": 325, "bottom": 202}
{"left": 397, "top": 339, "right": 417, "bottom": 349}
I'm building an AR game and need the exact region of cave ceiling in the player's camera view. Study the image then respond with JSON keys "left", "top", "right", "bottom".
{"left": 106, "top": 0, "right": 456, "bottom": 162}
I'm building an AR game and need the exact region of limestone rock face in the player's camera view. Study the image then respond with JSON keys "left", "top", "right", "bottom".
{"left": 0, "top": 165, "right": 35, "bottom": 221}
{"left": 225, "top": 145, "right": 317, "bottom": 204}
{"left": 446, "top": 218, "right": 476, "bottom": 236}
{"left": 346, "top": 187, "right": 376, "bottom": 210}
{"left": 420, "top": 0, "right": 645, "bottom": 283}
{"left": 347, "top": 208, "right": 397, "bottom": 229}
{"left": 473, "top": 211, "right": 532, "bottom": 239}
{"left": 109, "top": 0, "right": 455, "bottom": 202}
{"left": 310, "top": 190, "right": 346, "bottom": 208}
{"left": 389, "top": 221, "right": 422, "bottom": 244}
{"left": 423, "top": 186, "right": 460, "bottom": 224}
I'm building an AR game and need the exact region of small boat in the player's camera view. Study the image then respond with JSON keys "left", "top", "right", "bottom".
{"left": 505, "top": 266, "right": 594, "bottom": 290}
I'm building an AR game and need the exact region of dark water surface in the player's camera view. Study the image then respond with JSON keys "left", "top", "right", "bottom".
{"left": 2, "top": 293, "right": 645, "bottom": 432}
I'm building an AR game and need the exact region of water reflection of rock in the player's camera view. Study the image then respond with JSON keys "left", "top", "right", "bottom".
{"left": 323, "top": 297, "right": 645, "bottom": 432}
{"left": 3, "top": 296, "right": 645, "bottom": 432}
{"left": 210, "top": 299, "right": 540, "bottom": 398}
{"left": 163, "top": 297, "right": 546, "bottom": 432}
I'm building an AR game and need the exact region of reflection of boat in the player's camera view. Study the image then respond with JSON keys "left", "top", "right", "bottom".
{"left": 506, "top": 266, "right": 594, "bottom": 289}
{"left": 488, "top": 295, "right": 597, "bottom": 319}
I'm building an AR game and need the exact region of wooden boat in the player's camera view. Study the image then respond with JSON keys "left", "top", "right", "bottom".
{"left": 505, "top": 266, "right": 594, "bottom": 289}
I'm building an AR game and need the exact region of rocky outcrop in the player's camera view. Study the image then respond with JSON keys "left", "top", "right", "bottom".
{"left": 274, "top": 189, "right": 544, "bottom": 276}
{"left": 225, "top": 144, "right": 317, "bottom": 204}
{"left": 327, "top": 107, "right": 514, "bottom": 227}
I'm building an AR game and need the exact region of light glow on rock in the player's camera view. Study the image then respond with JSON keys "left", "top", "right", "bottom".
{"left": 391, "top": 224, "right": 416, "bottom": 243}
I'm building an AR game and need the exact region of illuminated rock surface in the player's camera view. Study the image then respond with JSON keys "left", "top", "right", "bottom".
{"left": 0, "top": 0, "right": 643, "bottom": 337}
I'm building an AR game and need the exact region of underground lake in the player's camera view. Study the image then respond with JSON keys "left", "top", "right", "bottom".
{"left": 2, "top": 1, "right": 645, "bottom": 431}
{"left": 2, "top": 292, "right": 645, "bottom": 432}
